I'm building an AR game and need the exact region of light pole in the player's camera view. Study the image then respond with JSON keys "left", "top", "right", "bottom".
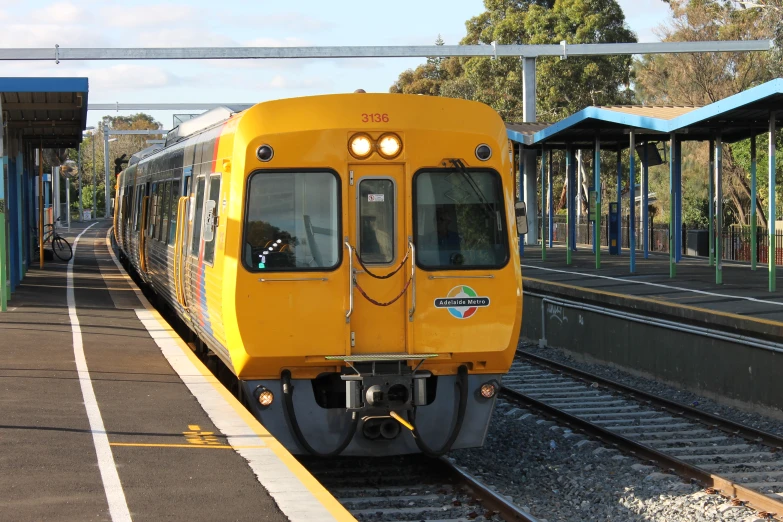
{"left": 80, "top": 126, "right": 94, "bottom": 222}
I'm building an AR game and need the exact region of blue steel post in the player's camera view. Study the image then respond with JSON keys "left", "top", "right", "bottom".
{"left": 769, "top": 113, "right": 777, "bottom": 292}
{"left": 566, "top": 145, "right": 573, "bottom": 265}
{"left": 594, "top": 136, "right": 601, "bottom": 269}
{"left": 669, "top": 134, "right": 676, "bottom": 278}
{"left": 616, "top": 148, "right": 622, "bottom": 256}
{"left": 675, "top": 137, "right": 683, "bottom": 262}
{"left": 541, "top": 146, "right": 546, "bottom": 261}
{"left": 716, "top": 136, "right": 723, "bottom": 285}
{"left": 643, "top": 141, "right": 649, "bottom": 258}
{"left": 518, "top": 144, "right": 524, "bottom": 257}
{"left": 708, "top": 140, "right": 715, "bottom": 267}
{"left": 750, "top": 134, "right": 757, "bottom": 271}
{"left": 548, "top": 149, "right": 553, "bottom": 248}
{"left": 629, "top": 131, "right": 636, "bottom": 273}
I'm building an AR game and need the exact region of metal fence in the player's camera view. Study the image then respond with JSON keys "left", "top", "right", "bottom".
{"left": 543, "top": 216, "right": 783, "bottom": 265}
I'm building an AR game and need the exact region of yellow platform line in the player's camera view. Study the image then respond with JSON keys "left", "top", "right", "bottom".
{"left": 104, "top": 228, "right": 354, "bottom": 522}
{"left": 110, "top": 442, "right": 270, "bottom": 450}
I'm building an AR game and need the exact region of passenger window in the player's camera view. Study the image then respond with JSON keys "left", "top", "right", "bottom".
{"left": 358, "top": 179, "right": 395, "bottom": 264}
{"left": 202, "top": 175, "right": 221, "bottom": 265}
{"left": 159, "top": 181, "right": 171, "bottom": 242}
{"left": 191, "top": 177, "right": 206, "bottom": 256}
{"left": 148, "top": 183, "right": 158, "bottom": 238}
{"left": 168, "top": 180, "right": 180, "bottom": 245}
{"left": 134, "top": 185, "right": 144, "bottom": 231}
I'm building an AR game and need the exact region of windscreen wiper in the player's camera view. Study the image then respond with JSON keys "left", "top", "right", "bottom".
{"left": 447, "top": 158, "right": 495, "bottom": 220}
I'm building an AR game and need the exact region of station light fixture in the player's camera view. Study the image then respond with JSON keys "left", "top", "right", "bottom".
{"left": 377, "top": 133, "right": 402, "bottom": 159}
{"left": 349, "top": 133, "right": 373, "bottom": 159}
{"left": 257, "top": 144, "right": 274, "bottom": 162}
{"left": 475, "top": 144, "right": 492, "bottom": 161}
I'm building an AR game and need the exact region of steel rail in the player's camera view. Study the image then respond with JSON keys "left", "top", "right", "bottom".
{"left": 502, "top": 353, "right": 783, "bottom": 519}
{"left": 516, "top": 350, "right": 783, "bottom": 450}
{"left": 0, "top": 40, "right": 772, "bottom": 62}
{"left": 440, "top": 457, "right": 542, "bottom": 522}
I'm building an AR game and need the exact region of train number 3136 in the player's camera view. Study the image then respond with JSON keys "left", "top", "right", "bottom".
{"left": 361, "top": 113, "right": 389, "bottom": 123}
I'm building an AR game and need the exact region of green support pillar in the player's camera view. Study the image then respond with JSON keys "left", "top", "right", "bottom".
{"left": 541, "top": 146, "right": 546, "bottom": 261}
{"left": 769, "top": 112, "right": 777, "bottom": 292}
{"left": 566, "top": 145, "right": 573, "bottom": 266}
{"left": 669, "top": 134, "right": 676, "bottom": 278}
{"left": 751, "top": 134, "right": 757, "bottom": 271}
{"left": 708, "top": 140, "right": 715, "bottom": 267}
{"left": 594, "top": 135, "right": 601, "bottom": 269}
{"left": 716, "top": 136, "right": 723, "bottom": 285}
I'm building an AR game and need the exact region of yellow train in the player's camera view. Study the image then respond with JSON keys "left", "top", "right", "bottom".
{"left": 114, "top": 92, "right": 525, "bottom": 456}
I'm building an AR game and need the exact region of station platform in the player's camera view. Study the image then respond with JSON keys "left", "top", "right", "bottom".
{"left": 521, "top": 245, "right": 783, "bottom": 340}
{"left": 0, "top": 220, "right": 352, "bottom": 521}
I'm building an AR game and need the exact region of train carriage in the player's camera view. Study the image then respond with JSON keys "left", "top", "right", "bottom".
{"left": 114, "top": 93, "right": 525, "bottom": 456}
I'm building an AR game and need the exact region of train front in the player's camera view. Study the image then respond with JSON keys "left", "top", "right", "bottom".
{"left": 227, "top": 93, "right": 522, "bottom": 456}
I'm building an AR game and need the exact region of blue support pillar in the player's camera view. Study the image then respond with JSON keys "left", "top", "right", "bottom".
{"left": 674, "top": 137, "right": 683, "bottom": 262}
{"left": 750, "top": 135, "right": 757, "bottom": 271}
{"left": 541, "top": 146, "right": 546, "bottom": 261}
{"left": 769, "top": 113, "right": 777, "bottom": 292}
{"left": 594, "top": 136, "right": 601, "bottom": 269}
{"left": 708, "top": 140, "right": 715, "bottom": 267}
{"left": 629, "top": 132, "right": 636, "bottom": 273}
{"left": 566, "top": 145, "right": 574, "bottom": 265}
{"left": 642, "top": 141, "right": 649, "bottom": 259}
{"left": 7, "top": 155, "right": 18, "bottom": 292}
{"left": 716, "top": 136, "right": 723, "bottom": 285}
{"left": 518, "top": 144, "right": 524, "bottom": 257}
{"left": 616, "top": 148, "right": 622, "bottom": 256}
{"left": 668, "top": 134, "right": 676, "bottom": 278}
{"left": 548, "top": 149, "right": 553, "bottom": 248}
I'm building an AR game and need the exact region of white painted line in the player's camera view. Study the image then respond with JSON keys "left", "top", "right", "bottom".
{"left": 522, "top": 264, "right": 783, "bottom": 307}
{"left": 67, "top": 223, "right": 132, "bottom": 522}
{"left": 103, "top": 229, "right": 344, "bottom": 521}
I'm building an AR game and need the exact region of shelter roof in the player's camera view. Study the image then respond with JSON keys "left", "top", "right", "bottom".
{"left": 510, "top": 77, "right": 783, "bottom": 149}
{"left": 0, "top": 77, "right": 89, "bottom": 148}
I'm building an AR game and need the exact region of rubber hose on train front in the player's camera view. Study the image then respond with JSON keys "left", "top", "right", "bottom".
{"left": 406, "top": 365, "right": 469, "bottom": 457}
{"left": 281, "top": 370, "right": 358, "bottom": 457}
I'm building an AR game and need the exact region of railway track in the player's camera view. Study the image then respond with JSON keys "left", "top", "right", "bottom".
{"left": 504, "top": 349, "right": 783, "bottom": 520}
{"left": 300, "top": 455, "right": 539, "bottom": 522}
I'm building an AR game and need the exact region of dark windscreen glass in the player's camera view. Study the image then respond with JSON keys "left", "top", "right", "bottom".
{"left": 243, "top": 172, "right": 339, "bottom": 271}
{"left": 414, "top": 169, "right": 508, "bottom": 269}
{"left": 358, "top": 179, "right": 394, "bottom": 264}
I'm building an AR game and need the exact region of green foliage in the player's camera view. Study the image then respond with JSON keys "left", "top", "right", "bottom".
{"left": 390, "top": 0, "right": 636, "bottom": 121}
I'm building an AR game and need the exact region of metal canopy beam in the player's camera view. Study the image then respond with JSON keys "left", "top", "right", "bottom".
{"left": 88, "top": 103, "right": 253, "bottom": 111}
{"left": 0, "top": 41, "right": 769, "bottom": 61}
{"left": 3, "top": 102, "right": 82, "bottom": 110}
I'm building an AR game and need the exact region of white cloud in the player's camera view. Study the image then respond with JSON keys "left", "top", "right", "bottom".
{"left": 134, "top": 28, "right": 237, "bottom": 47}
{"left": 101, "top": 4, "right": 196, "bottom": 28}
{"left": 86, "top": 64, "right": 181, "bottom": 90}
{"left": 0, "top": 23, "right": 111, "bottom": 47}
{"left": 243, "top": 36, "right": 313, "bottom": 48}
{"left": 30, "top": 1, "right": 86, "bottom": 24}
{"left": 259, "top": 74, "right": 332, "bottom": 90}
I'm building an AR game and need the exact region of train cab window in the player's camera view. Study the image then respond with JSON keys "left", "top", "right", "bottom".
{"left": 191, "top": 177, "right": 206, "bottom": 256}
{"left": 159, "top": 181, "right": 171, "bottom": 242}
{"left": 168, "top": 180, "right": 180, "bottom": 245}
{"left": 202, "top": 174, "right": 221, "bottom": 265}
{"left": 243, "top": 171, "right": 340, "bottom": 271}
{"left": 358, "top": 179, "right": 395, "bottom": 264}
{"left": 414, "top": 169, "right": 509, "bottom": 269}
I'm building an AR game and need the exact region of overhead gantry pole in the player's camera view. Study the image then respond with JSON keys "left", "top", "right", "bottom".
{"left": 522, "top": 57, "right": 538, "bottom": 246}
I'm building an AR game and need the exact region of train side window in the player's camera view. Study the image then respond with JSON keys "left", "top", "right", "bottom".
{"left": 190, "top": 177, "right": 206, "bottom": 257}
{"left": 168, "top": 179, "right": 180, "bottom": 245}
{"left": 159, "top": 181, "right": 171, "bottom": 242}
{"left": 202, "top": 174, "right": 221, "bottom": 265}
{"left": 148, "top": 183, "right": 159, "bottom": 238}
{"left": 134, "top": 184, "right": 144, "bottom": 231}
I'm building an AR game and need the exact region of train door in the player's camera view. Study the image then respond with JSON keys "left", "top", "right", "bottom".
{"left": 348, "top": 164, "right": 408, "bottom": 354}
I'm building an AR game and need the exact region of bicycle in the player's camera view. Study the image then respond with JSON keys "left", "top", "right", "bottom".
{"left": 31, "top": 223, "right": 73, "bottom": 262}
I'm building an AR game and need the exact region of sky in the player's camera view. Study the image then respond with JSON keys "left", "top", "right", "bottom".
{"left": 0, "top": 0, "right": 672, "bottom": 130}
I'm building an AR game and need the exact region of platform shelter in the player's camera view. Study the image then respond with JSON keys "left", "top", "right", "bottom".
{"left": 508, "top": 78, "right": 782, "bottom": 291}
{"left": 0, "top": 77, "right": 89, "bottom": 311}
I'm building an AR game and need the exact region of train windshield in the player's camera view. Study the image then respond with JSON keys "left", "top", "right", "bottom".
{"left": 243, "top": 171, "right": 340, "bottom": 271}
{"left": 414, "top": 169, "right": 509, "bottom": 269}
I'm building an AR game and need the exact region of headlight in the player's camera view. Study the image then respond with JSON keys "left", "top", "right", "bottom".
{"left": 349, "top": 133, "right": 373, "bottom": 159}
{"left": 479, "top": 381, "right": 498, "bottom": 399}
{"left": 254, "top": 386, "right": 274, "bottom": 408}
{"left": 475, "top": 143, "right": 492, "bottom": 161}
{"left": 377, "top": 133, "right": 402, "bottom": 159}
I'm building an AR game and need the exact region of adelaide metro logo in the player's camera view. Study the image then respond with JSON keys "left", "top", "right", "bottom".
{"left": 434, "top": 286, "right": 490, "bottom": 319}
